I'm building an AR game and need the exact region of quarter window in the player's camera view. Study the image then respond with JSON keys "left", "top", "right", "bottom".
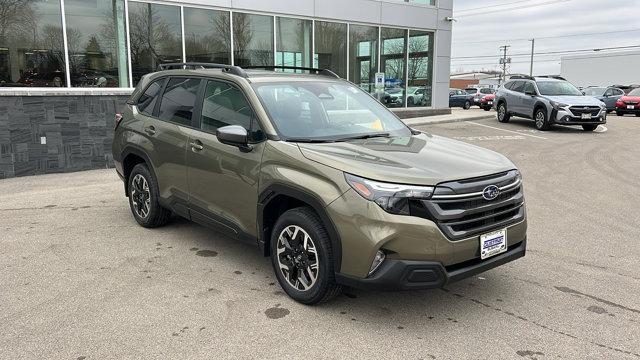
{"left": 158, "top": 77, "right": 202, "bottom": 126}
{"left": 200, "top": 80, "right": 264, "bottom": 141}
{"left": 137, "top": 79, "right": 164, "bottom": 116}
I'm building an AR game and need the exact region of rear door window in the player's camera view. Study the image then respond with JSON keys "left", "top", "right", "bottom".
{"left": 510, "top": 81, "right": 525, "bottom": 93}
{"left": 158, "top": 77, "right": 202, "bottom": 126}
{"left": 137, "top": 79, "right": 165, "bottom": 116}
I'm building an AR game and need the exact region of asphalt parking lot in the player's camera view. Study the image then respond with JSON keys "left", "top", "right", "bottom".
{"left": 1, "top": 113, "right": 638, "bottom": 359}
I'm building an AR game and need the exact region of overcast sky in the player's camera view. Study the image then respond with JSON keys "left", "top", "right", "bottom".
{"left": 450, "top": 0, "right": 640, "bottom": 75}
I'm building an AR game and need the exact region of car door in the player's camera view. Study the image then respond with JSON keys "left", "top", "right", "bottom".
{"left": 138, "top": 77, "right": 197, "bottom": 216}
{"left": 449, "top": 90, "right": 457, "bottom": 107}
{"left": 521, "top": 82, "right": 538, "bottom": 117}
{"left": 185, "top": 79, "right": 267, "bottom": 239}
{"left": 508, "top": 81, "right": 525, "bottom": 115}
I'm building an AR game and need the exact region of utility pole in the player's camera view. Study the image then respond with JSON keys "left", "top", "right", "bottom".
{"left": 499, "top": 45, "right": 510, "bottom": 84}
{"left": 529, "top": 39, "right": 535, "bottom": 76}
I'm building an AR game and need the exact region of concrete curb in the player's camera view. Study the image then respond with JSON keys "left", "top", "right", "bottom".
{"left": 403, "top": 114, "right": 496, "bottom": 127}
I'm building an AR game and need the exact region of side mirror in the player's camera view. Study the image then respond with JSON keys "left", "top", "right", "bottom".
{"left": 525, "top": 90, "right": 536, "bottom": 96}
{"left": 216, "top": 125, "right": 251, "bottom": 151}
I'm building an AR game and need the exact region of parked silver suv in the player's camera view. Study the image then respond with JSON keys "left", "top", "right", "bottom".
{"left": 494, "top": 75, "right": 607, "bottom": 131}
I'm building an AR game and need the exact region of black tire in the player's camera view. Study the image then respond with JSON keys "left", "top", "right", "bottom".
{"left": 497, "top": 102, "right": 510, "bottom": 123}
{"left": 636, "top": 113, "right": 640, "bottom": 117}
{"left": 463, "top": 101, "right": 471, "bottom": 110}
{"left": 270, "top": 207, "right": 341, "bottom": 305}
{"left": 407, "top": 97, "right": 414, "bottom": 106}
{"left": 128, "top": 163, "right": 171, "bottom": 228}
{"left": 616, "top": 111, "right": 624, "bottom": 116}
{"left": 582, "top": 124, "right": 598, "bottom": 131}
{"left": 534, "top": 107, "right": 551, "bottom": 131}
{"left": 483, "top": 106, "right": 491, "bottom": 111}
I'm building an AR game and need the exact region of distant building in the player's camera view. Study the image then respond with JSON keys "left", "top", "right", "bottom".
{"left": 450, "top": 72, "right": 500, "bottom": 89}
{"left": 561, "top": 50, "right": 640, "bottom": 88}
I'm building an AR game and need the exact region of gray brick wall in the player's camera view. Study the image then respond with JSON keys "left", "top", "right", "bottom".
{"left": 0, "top": 95, "right": 129, "bottom": 179}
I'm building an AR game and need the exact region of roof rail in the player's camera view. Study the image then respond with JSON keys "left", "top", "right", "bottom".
{"left": 157, "top": 62, "right": 247, "bottom": 77}
{"left": 508, "top": 74, "right": 535, "bottom": 80}
{"left": 243, "top": 65, "right": 340, "bottom": 79}
{"left": 537, "top": 75, "right": 566, "bottom": 81}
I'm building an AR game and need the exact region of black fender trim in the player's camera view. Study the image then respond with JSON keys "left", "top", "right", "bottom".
{"left": 257, "top": 183, "right": 343, "bottom": 273}
{"left": 120, "top": 146, "right": 155, "bottom": 196}
{"left": 533, "top": 101, "right": 550, "bottom": 122}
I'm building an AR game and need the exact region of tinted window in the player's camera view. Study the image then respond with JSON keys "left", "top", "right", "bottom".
{"left": 158, "top": 78, "right": 202, "bottom": 126}
{"left": 628, "top": 88, "right": 640, "bottom": 96}
{"left": 583, "top": 87, "right": 605, "bottom": 96}
{"left": 614, "top": 89, "right": 624, "bottom": 96}
{"left": 523, "top": 82, "right": 536, "bottom": 94}
{"left": 510, "top": 81, "right": 525, "bottom": 93}
{"left": 465, "top": 88, "right": 477, "bottom": 94}
{"left": 504, "top": 82, "right": 514, "bottom": 90}
{"left": 604, "top": 88, "right": 613, "bottom": 96}
{"left": 138, "top": 80, "right": 164, "bottom": 116}
{"left": 480, "top": 88, "right": 494, "bottom": 94}
{"left": 200, "top": 80, "right": 264, "bottom": 141}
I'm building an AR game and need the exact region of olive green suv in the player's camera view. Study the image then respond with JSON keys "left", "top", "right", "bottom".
{"left": 112, "top": 63, "right": 527, "bottom": 304}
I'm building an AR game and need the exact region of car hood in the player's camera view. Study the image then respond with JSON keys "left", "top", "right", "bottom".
{"left": 543, "top": 95, "right": 604, "bottom": 106}
{"left": 621, "top": 96, "right": 640, "bottom": 102}
{"left": 297, "top": 133, "right": 516, "bottom": 186}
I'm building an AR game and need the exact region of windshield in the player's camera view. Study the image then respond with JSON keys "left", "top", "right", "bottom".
{"left": 628, "top": 88, "right": 640, "bottom": 96}
{"left": 583, "top": 87, "right": 606, "bottom": 96}
{"left": 465, "top": 88, "right": 477, "bottom": 94}
{"left": 252, "top": 81, "right": 411, "bottom": 141}
{"left": 537, "top": 81, "right": 583, "bottom": 96}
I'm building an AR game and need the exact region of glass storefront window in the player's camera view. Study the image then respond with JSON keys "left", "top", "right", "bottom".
{"left": 407, "top": 30, "right": 433, "bottom": 107}
{"left": 276, "top": 17, "right": 312, "bottom": 71}
{"left": 314, "top": 21, "right": 347, "bottom": 79}
{"left": 65, "top": 0, "right": 129, "bottom": 87}
{"left": 233, "top": 12, "right": 273, "bottom": 67}
{"left": 0, "top": 0, "right": 66, "bottom": 87}
{"left": 184, "top": 8, "right": 231, "bottom": 65}
{"left": 129, "top": 2, "right": 182, "bottom": 86}
{"left": 408, "top": 0, "right": 436, "bottom": 5}
{"left": 349, "top": 25, "right": 378, "bottom": 93}
{"left": 380, "top": 28, "right": 407, "bottom": 108}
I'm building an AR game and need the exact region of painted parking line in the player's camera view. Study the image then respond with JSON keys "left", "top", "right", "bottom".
{"left": 467, "top": 121, "right": 548, "bottom": 140}
{"left": 595, "top": 125, "right": 608, "bottom": 133}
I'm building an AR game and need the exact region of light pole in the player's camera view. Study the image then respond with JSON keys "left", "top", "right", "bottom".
{"left": 529, "top": 39, "right": 535, "bottom": 76}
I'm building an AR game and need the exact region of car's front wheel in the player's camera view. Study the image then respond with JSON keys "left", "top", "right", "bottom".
{"left": 534, "top": 107, "right": 551, "bottom": 131}
{"left": 497, "top": 102, "right": 510, "bottom": 123}
{"left": 616, "top": 111, "right": 624, "bottom": 116}
{"left": 270, "top": 207, "right": 341, "bottom": 305}
{"left": 128, "top": 163, "right": 171, "bottom": 228}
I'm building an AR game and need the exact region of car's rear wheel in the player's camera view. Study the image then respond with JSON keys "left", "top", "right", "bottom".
{"left": 534, "top": 107, "right": 551, "bottom": 131}
{"left": 483, "top": 106, "right": 491, "bottom": 111}
{"left": 497, "top": 102, "right": 510, "bottom": 123}
{"left": 582, "top": 124, "right": 598, "bottom": 131}
{"left": 616, "top": 111, "right": 624, "bottom": 116}
{"left": 463, "top": 101, "right": 471, "bottom": 110}
{"left": 128, "top": 163, "right": 171, "bottom": 228}
{"left": 270, "top": 207, "right": 341, "bottom": 305}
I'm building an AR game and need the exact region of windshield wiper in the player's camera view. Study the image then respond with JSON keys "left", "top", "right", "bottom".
{"left": 284, "top": 138, "right": 335, "bottom": 143}
{"left": 335, "top": 132, "right": 391, "bottom": 142}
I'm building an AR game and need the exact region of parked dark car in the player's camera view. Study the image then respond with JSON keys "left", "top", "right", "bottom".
{"left": 615, "top": 88, "right": 640, "bottom": 117}
{"left": 449, "top": 88, "right": 474, "bottom": 109}
{"left": 582, "top": 87, "right": 624, "bottom": 112}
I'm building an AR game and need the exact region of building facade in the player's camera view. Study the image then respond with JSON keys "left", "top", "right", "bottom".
{"left": 561, "top": 50, "right": 640, "bottom": 89}
{"left": 0, "top": 0, "right": 453, "bottom": 178}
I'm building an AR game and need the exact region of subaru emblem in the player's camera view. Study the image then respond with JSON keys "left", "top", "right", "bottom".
{"left": 482, "top": 185, "right": 500, "bottom": 201}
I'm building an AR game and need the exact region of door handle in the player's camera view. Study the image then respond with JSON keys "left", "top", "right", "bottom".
{"left": 144, "top": 126, "right": 156, "bottom": 135}
{"left": 190, "top": 140, "right": 204, "bottom": 151}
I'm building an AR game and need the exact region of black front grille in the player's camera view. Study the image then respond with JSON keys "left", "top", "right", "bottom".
{"left": 415, "top": 170, "right": 525, "bottom": 241}
{"left": 569, "top": 106, "right": 601, "bottom": 117}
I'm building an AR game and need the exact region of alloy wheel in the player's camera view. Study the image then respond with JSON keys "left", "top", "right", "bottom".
{"left": 276, "top": 225, "right": 319, "bottom": 291}
{"left": 131, "top": 174, "right": 151, "bottom": 219}
{"left": 535, "top": 111, "right": 545, "bottom": 128}
{"left": 498, "top": 105, "right": 506, "bottom": 120}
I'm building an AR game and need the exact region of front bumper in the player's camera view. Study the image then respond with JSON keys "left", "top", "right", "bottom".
{"left": 552, "top": 108, "right": 607, "bottom": 125}
{"left": 336, "top": 239, "right": 526, "bottom": 291}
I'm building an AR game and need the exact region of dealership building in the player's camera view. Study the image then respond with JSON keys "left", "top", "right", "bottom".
{"left": 0, "top": 0, "right": 453, "bottom": 178}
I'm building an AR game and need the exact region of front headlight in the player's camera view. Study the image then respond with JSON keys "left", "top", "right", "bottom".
{"left": 549, "top": 101, "right": 568, "bottom": 110}
{"left": 345, "top": 173, "right": 434, "bottom": 215}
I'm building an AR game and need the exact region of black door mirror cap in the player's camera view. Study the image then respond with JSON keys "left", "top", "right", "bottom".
{"left": 525, "top": 90, "right": 536, "bottom": 96}
{"left": 216, "top": 125, "right": 252, "bottom": 151}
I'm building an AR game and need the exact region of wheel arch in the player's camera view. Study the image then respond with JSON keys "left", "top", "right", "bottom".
{"left": 533, "top": 101, "right": 548, "bottom": 118}
{"left": 258, "top": 184, "right": 342, "bottom": 273}
{"left": 121, "top": 146, "right": 156, "bottom": 196}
